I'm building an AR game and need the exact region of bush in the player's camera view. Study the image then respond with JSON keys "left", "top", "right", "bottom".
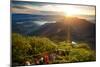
{"left": 12, "top": 33, "right": 57, "bottom": 65}
{"left": 75, "top": 43, "right": 90, "bottom": 50}
{"left": 12, "top": 33, "right": 32, "bottom": 64}
{"left": 12, "top": 33, "right": 96, "bottom": 65}
{"left": 68, "top": 48, "right": 96, "bottom": 62}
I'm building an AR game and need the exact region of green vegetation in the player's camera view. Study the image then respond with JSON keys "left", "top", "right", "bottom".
{"left": 12, "top": 33, "right": 96, "bottom": 65}
{"left": 54, "top": 41, "right": 96, "bottom": 63}
{"left": 12, "top": 33, "right": 57, "bottom": 65}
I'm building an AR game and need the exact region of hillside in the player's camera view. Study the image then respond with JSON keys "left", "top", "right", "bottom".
{"left": 30, "top": 17, "right": 95, "bottom": 49}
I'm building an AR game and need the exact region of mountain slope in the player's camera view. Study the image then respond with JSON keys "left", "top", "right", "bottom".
{"left": 31, "top": 17, "right": 95, "bottom": 49}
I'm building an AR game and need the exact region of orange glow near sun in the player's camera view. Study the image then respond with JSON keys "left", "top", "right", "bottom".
{"left": 60, "top": 6, "right": 81, "bottom": 16}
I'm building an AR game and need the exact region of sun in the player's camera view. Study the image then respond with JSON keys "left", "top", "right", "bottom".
{"left": 60, "top": 6, "right": 81, "bottom": 16}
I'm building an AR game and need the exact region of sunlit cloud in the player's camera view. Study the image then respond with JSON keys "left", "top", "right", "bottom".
{"left": 11, "top": 6, "right": 40, "bottom": 14}
{"left": 36, "top": 4, "right": 95, "bottom": 15}
{"left": 11, "top": 1, "right": 95, "bottom": 16}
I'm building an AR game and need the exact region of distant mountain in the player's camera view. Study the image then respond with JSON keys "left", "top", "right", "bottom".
{"left": 12, "top": 13, "right": 95, "bottom": 49}
{"left": 12, "top": 21, "right": 40, "bottom": 35}
{"left": 30, "top": 17, "right": 95, "bottom": 49}
{"left": 12, "top": 13, "right": 64, "bottom": 22}
{"left": 12, "top": 13, "right": 64, "bottom": 35}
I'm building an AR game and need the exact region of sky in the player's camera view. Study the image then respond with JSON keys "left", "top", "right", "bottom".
{"left": 11, "top": 1, "right": 96, "bottom": 16}
{"left": 12, "top": 0, "right": 96, "bottom": 5}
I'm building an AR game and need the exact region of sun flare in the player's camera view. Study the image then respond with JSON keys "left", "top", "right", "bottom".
{"left": 60, "top": 6, "right": 81, "bottom": 16}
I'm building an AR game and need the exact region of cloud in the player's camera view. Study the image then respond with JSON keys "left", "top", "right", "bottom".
{"left": 12, "top": 6, "right": 29, "bottom": 9}
{"left": 11, "top": 7, "right": 40, "bottom": 14}
{"left": 11, "top": 1, "right": 95, "bottom": 15}
{"left": 11, "top": 4, "right": 41, "bottom": 14}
